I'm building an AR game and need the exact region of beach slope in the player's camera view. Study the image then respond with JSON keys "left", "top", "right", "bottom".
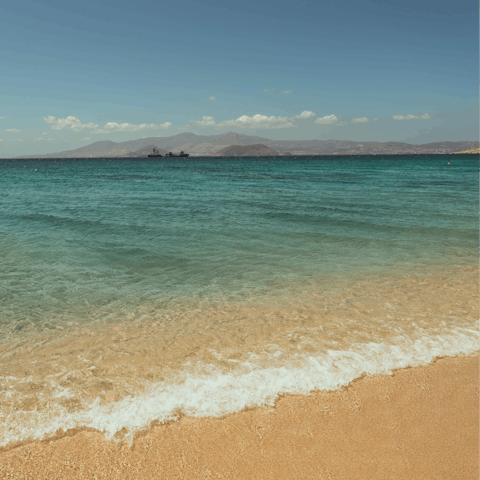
{"left": 1, "top": 355, "right": 478, "bottom": 479}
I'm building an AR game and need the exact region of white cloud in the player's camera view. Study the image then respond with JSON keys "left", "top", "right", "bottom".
{"left": 91, "top": 121, "right": 173, "bottom": 134}
{"left": 43, "top": 116, "right": 99, "bottom": 133}
{"left": 282, "top": 90, "right": 292, "bottom": 94}
{"left": 294, "top": 110, "right": 316, "bottom": 119}
{"left": 190, "top": 116, "right": 217, "bottom": 127}
{"left": 188, "top": 110, "right": 324, "bottom": 130}
{"left": 34, "top": 137, "right": 54, "bottom": 141}
{"left": 217, "top": 114, "right": 297, "bottom": 129}
{"left": 314, "top": 114, "right": 341, "bottom": 125}
{"left": 191, "top": 114, "right": 297, "bottom": 130}
{"left": 351, "top": 117, "right": 369, "bottom": 123}
{"left": 84, "top": 137, "right": 91, "bottom": 141}
{"left": 13, "top": 139, "right": 23, "bottom": 142}
{"left": 43, "top": 115, "right": 173, "bottom": 134}
{"left": 0, "top": 139, "right": 3, "bottom": 142}
{"left": 262, "top": 88, "right": 275, "bottom": 92}
{"left": 392, "top": 113, "right": 431, "bottom": 121}
{"left": 0, "top": 116, "right": 6, "bottom": 119}
{"left": 42, "top": 132, "right": 48, "bottom": 135}
{"left": 209, "top": 96, "right": 216, "bottom": 101}
{"left": 5, "top": 128, "right": 20, "bottom": 132}
{"left": 373, "top": 118, "right": 378, "bottom": 122}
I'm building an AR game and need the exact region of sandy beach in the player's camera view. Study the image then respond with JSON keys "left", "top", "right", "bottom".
{"left": 1, "top": 354, "right": 477, "bottom": 479}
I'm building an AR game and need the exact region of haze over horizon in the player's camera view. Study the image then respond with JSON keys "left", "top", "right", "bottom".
{"left": 1, "top": 0, "right": 478, "bottom": 157}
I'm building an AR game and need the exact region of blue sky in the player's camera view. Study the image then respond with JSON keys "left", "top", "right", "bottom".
{"left": 1, "top": 0, "right": 478, "bottom": 155}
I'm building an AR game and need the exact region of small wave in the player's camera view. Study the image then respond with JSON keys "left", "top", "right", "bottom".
{"left": 1, "top": 328, "right": 478, "bottom": 448}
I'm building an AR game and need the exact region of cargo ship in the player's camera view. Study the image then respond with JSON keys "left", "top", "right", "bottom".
{"left": 166, "top": 151, "right": 189, "bottom": 158}
{"left": 147, "top": 148, "right": 163, "bottom": 158}
{"left": 147, "top": 148, "right": 189, "bottom": 158}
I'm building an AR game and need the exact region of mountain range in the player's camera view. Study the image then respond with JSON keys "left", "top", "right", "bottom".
{"left": 12, "top": 132, "right": 478, "bottom": 158}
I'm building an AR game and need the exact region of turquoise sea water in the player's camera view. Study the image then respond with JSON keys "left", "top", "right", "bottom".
{"left": 0, "top": 155, "right": 478, "bottom": 446}
{"left": 1, "top": 155, "right": 477, "bottom": 335}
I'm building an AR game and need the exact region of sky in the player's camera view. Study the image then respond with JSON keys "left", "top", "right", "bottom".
{"left": 0, "top": 0, "right": 478, "bottom": 156}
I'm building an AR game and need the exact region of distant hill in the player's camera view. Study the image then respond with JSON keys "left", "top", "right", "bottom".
{"left": 13, "top": 132, "right": 272, "bottom": 159}
{"left": 126, "top": 145, "right": 169, "bottom": 157}
{"left": 11, "top": 132, "right": 478, "bottom": 159}
{"left": 215, "top": 144, "right": 281, "bottom": 156}
{"left": 453, "top": 147, "right": 480, "bottom": 154}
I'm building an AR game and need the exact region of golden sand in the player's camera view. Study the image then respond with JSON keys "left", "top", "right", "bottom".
{"left": 0, "top": 354, "right": 477, "bottom": 480}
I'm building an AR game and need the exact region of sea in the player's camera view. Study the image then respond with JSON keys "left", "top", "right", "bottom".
{"left": 0, "top": 154, "right": 478, "bottom": 448}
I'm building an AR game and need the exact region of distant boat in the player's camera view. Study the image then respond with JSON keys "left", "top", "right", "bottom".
{"left": 148, "top": 148, "right": 163, "bottom": 158}
{"left": 147, "top": 149, "right": 189, "bottom": 158}
{"left": 165, "top": 151, "right": 189, "bottom": 158}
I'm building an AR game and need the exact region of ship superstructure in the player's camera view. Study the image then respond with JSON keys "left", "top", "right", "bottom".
{"left": 166, "top": 151, "right": 189, "bottom": 158}
{"left": 147, "top": 148, "right": 189, "bottom": 158}
{"left": 147, "top": 148, "right": 163, "bottom": 158}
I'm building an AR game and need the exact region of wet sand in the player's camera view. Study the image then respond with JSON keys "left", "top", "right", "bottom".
{"left": 1, "top": 354, "right": 477, "bottom": 480}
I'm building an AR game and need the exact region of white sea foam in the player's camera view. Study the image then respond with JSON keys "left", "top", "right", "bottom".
{"left": 1, "top": 328, "right": 478, "bottom": 447}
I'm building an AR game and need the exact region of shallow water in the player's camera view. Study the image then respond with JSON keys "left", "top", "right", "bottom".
{"left": 0, "top": 155, "right": 478, "bottom": 446}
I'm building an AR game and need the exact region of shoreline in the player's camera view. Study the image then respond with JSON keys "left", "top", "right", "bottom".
{"left": 4, "top": 152, "right": 480, "bottom": 160}
{"left": 1, "top": 354, "right": 478, "bottom": 479}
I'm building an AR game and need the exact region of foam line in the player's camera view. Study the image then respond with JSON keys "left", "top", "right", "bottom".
{"left": 1, "top": 328, "right": 478, "bottom": 447}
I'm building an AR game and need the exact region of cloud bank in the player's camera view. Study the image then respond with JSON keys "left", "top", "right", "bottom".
{"left": 42, "top": 111, "right": 347, "bottom": 135}
{"left": 314, "top": 114, "right": 341, "bottom": 125}
{"left": 91, "top": 121, "right": 173, "bottom": 134}
{"left": 392, "top": 113, "right": 431, "bottom": 121}
{"left": 189, "top": 113, "right": 298, "bottom": 130}
{"left": 294, "top": 110, "right": 316, "bottom": 119}
{"left": 188, "top": 110, "right": 345, "bottom": 130}
{"left": 5, "top": 128, "right": 20, "bottom": 132}
{"left": 43, "top": 116, "right": 99, "bottom": 133}
{"left": 43, "top": 116, "right": 172, "bottom": 134}
{"left": 38, "top": 110, "right": 436, "bottom": 139}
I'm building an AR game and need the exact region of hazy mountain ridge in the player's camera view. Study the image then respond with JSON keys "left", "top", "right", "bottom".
{"left": 126, "top": 145, "right": 169, "bottom": 157}
{"left": 215, "top": 144, "right": 282, "bottom": 156}
{"left": 11, "top": 133, "right": 478, "bottom": 158}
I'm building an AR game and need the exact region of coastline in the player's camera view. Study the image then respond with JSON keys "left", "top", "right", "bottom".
{"left": 1, "top": 354, "right": 478, "bottom": 479}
